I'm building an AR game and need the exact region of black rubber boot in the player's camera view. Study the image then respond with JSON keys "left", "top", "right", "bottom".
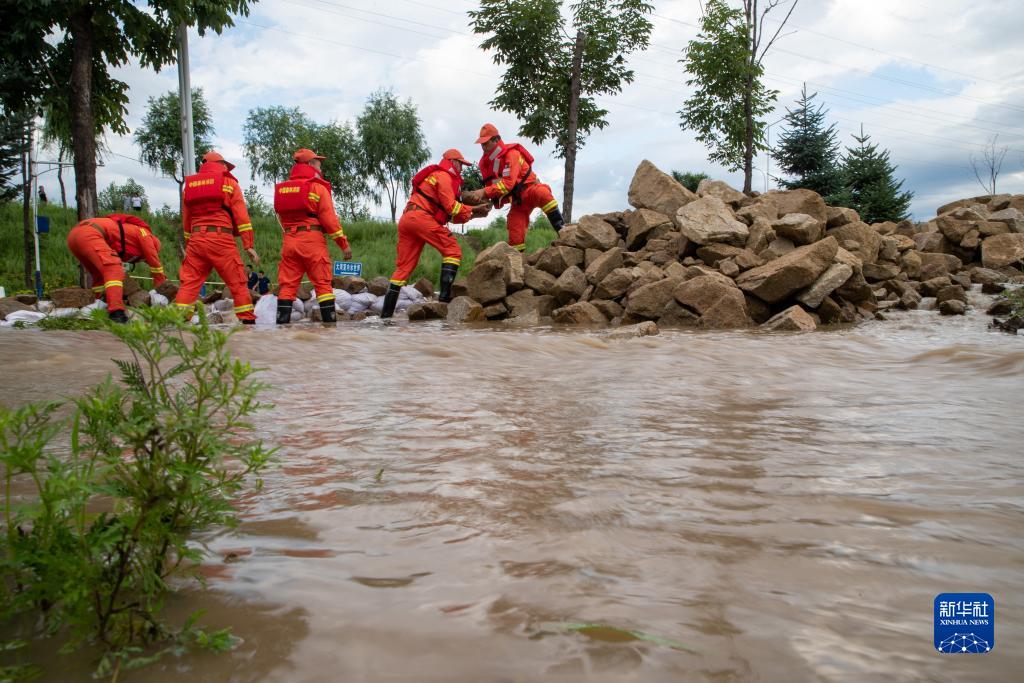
{"left": 438, "top": 263, "right": 458, "bottom": 303}
{"left": 108, "top": 309, "right": 129, "bottom": 324}
{"left": 241, "top": 319, "right": 255, "bottom": 325}
{"left": 319, "top": 299, "right": 337, "bottom": 323}
{"left": 545, "top": 208, "right": 565, "bottom": 233}
{"left": 380, "top": 283, "right": 401, "bottom": 319}
{"left": 276, "top": 299, "right": 294, "bottom": 325}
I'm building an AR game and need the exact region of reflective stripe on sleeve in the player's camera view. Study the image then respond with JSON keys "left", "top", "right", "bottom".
{"left": 495, "top": 180, "right": 509, "bottom": 196}
{"left": 150, "top": 267, "right": 164, "bottom": 273}
{"left": 442, "top": 257, "right": 461, "bottom": 266}
{"left": 237, "top": 223, "right": 253, "bottom": 232}
{"left": 104, "top": 280, "right": 123, "bottom": 288}
{"left": 450, "top": 201, "right": 463, "bottom": 218}
{"left": 326, "top": 229, "right": 345, "bottom": 239}
{"left": 542, "top": 199, "right": 559, "bottom": 213}
{"left": 308, "top": 192, "right": 320, "bottom": 202}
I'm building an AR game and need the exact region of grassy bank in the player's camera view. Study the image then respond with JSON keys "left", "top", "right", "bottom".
{"left": 0, "top": 202, "right": 557, "bottom": 295}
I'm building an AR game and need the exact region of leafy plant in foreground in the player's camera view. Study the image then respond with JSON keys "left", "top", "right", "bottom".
{"left": 0, "top": 306, "right": 274, "bottom": 678}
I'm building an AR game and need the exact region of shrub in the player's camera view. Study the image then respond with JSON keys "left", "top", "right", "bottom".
{"left": 0, "top": 307, "right": 274, "bottom": 678}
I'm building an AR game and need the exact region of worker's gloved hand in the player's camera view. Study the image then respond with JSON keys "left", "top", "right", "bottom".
{"left": 342, "top": 247, "right": 353, "bottom": 261}
{"left": 471, "top": 204, "right": 491, "bottom": 218}
{"left": 246, "top": 248, "right": 260, "bottom": 267}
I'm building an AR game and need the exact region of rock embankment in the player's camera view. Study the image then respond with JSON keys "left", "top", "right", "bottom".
{"left": 437, "top": 160, "right": 1024, "bottom": 330}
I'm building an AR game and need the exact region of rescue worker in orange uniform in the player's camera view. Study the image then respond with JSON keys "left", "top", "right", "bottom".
{"left": 66, "top": 213, "right": 166, "bottom": 323}
{"left": 465, "top": 123, "right": 564, "bottom": 252}
{"left": 174, "top": 151, "right": 260, "bottom": 323}
{"left": 381, "top": 149, "right": 490, "bottom": 319}
{"left": 273, "top": 148, "right": 353, "bottom": 324}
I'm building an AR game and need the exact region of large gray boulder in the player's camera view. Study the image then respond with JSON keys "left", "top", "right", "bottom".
{"left": 796, "top": 263, "right": 853, "bottom": 308}
{"left": 624, "top": 277, "right": 683, "bottom": 319}
{"left": 475, "top": 241, "right": 525, "bottom": 290}
{"left": 673, "top": 275, "right": 750, "bottom": 328}
{"left": 675, "top": 196, "right": 749, "bottom": 246}
{"left": 551, "top": 265, "right": 587, "bottom": 304}
{"left": 761, "top": 305, "right": 817, "bottom": 331}
{"left": 736, "top": 237, "right": 839, "bottom": 303}
{"left": 574, "top": 215, "right": 620, "bottom": 251}
{"left": 771, "top": 213, "right": 824, "bottom": 245}
{"left": 466, "top": 260, "right": 507, "bottom": 304}
{"left": 524, "top": 266, "right": 557, "bottom": 295}
{"left": 585, "top": 247, "right": 624, "bottom": 286}
{"left": 697, "top": 178, "right": 746, "bottom": 206}
{"left": 826, "top": 221, "right": 882, "bottom": 264}
{"left": 981, "top": 233, "right": 1024, "bottom": 269}
{"left": 535, "top": 245, "right": 584, "bottom": 277}
{"left": 627, "top": 160, "right": 698, "bottom": 218}
{"left": 761, "top": 188, "right": 828, "bottom": 227}
{"left": 624, "top": 209, "right": 674, "bottom": 250}
{"left": 594, "top": 267, "right": 639, "bottom": 300}
{"left": 445, "top": 296, "right": 486, "bottom": 322}
{"left": 552, "top": 301, "right": 607, "bottom": 325}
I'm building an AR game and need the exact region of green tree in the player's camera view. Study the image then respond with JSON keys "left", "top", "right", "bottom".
{"left": 134, "top": 88, "right": 215, "bottom": 196}
{"left": 679, "top": 0, "right": 799, "bottom": 194}
{"left": 773, "top": 84, "right": 843, "bottom": 200}
{"left": 356, "top": 89, "right": 430, "bottom": 223}
{"left": 671, "top": 170, "right": 710, "bottom": 192}
{"left": 244, "top": 184, "right": 273, "bottom": 218}
{"left": 0, "top": 106, "right": 29, "bottom": 203}
{"left": 0, "top": 1, "right": 253, "bottom": 220}
{"left": 837, "top": 126, "right": 913, "bottom": 223}
{"left": 461, "top": 164, "right": 484, "bottom": 192}
{"left": 98, "top": 178, "right": 149, "bottom": 213}
{"left": 243, "top": 106, "right": 371, "bottom": 219}
{"left": 470, "top": 0, "right": 654, "bottom": 223}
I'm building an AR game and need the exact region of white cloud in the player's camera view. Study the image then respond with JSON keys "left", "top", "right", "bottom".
{"left": 47, "top": 0, "right": 1024, "bottom": 223}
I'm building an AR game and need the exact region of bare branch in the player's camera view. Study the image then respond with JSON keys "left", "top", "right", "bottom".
{"left": 757, "top": 0, "right": 800, "bottom": 64}
{"left": 969, "top": 134, "right": 1009, "bottom": 194}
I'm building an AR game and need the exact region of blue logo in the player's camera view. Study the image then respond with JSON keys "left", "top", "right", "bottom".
{"left": 934, "top": 593, "right": 993, "bottom": 653}
{"left": 333, "top": 261, "right": 363, "bottom": 277}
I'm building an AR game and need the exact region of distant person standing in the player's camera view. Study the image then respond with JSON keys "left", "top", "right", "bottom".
{"left": 131, "top": 195, "right": 143, "bottom": 211}
{"left": 257, "top": 271, "right": 271, "bottom": 295}
{"left": 122, "top": 195, "right": 131, "bottom": 212}
{"left": 246, "top": 264, "right": 258, "bottom": 290}
{"left": 38, "top": 186, "right": 48, "bottom": 205}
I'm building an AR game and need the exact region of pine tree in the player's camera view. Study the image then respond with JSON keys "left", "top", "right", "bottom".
{"left": 837, "top": 126, "right": 913, "bottom": 223}
{"left": 773, "top": 84, "right": 843, "bottom": 200}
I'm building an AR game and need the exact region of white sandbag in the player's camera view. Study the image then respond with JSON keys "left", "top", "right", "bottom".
{"left": 292, "top": 298, "right": 305, "bottom": 316}
{"left": 82, "top": 300, "right": 107, "bottom": 313}
{"left": 1, "top": 310, "right": 46, "bottom": 325}
{"left": 213, "top": 298, "right": 234, "bottom": 312}
{"left": 148, "top": 290, "right": 169, "bottom": 307}
{"left": 254, "top": 293, "right": 278, "bottom": 325}
{"left": 36, "top": 300, "right": 54, "bottom": 314}
{"left": 347, "top": 291, "right": 377, "bottom": 314}
{"left": 333, "top": 289, "right": 353, "bottom": 311}
{"left": 400, "top": 285, "right": 425, "bottom": 303}
{"left": 369, "top": 296, "right": 384, "bottom": 314}
{"left": 290, "top": 310, "right": 303, "bottom": 323}
{"left": 50, "top": 307, "right": 81, "bottom": 318}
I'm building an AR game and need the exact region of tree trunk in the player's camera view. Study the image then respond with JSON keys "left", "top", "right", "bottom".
{"left": 742, "top": 70, "right": 754, "bottom": 195}
{"left": 69, "top": 6, "right": 98, "bottom": 220}
{"left": 563, "top": 30, "right": 586, "bottom": 225}
{"left": 57, "top": 148, "right": 68, "bottom": 208}
{"left": 22, "top": 127, "right": 32, "bottom": 289}
{"left": 389, "top": 194, "right": 397, "bottom": 224}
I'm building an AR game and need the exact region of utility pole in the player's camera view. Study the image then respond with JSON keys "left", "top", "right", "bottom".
{"left": 562, "top": 30, "right": 585, "bottom": 224}
{"left": 28, "top": 124, "right": 43, "bottom": 299}
{"left": 177, "top": 22, "right": 196, "bottom": 178}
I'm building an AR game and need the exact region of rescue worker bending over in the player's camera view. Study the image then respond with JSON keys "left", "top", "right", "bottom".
{"left": 174, "top": 151, "right": 260, "bottom": 324}
{"left": 66, "top": 213, "right": 166, "bottom": 323}
{"left": 381, "top": 149, "right": 490, "bottom": 319}
{"left": 463, "top": 123, "right": 564, "bottom": 252}
{"left": 273, "top": 148, "right": 353, "bottom": 324}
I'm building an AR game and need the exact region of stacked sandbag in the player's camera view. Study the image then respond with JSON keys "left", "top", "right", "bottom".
{"left": 449, "top": 160, "right": 1024, "bottom": 330}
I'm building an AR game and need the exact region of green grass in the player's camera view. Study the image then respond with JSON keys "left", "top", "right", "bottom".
{"left": 0, "top": 202, "right": 557, "bottom": 295}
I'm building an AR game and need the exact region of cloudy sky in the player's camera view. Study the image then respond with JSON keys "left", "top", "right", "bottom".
{"left": 47, "top": 0, "right": 1024, "bottom": 223}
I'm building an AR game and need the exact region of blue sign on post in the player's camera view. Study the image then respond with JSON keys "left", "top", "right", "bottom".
{"left": 333, "top": 261, "right": 363, "bottom": 277}
{"left": 36, "top": 216, "right": 49, "bottom": 234}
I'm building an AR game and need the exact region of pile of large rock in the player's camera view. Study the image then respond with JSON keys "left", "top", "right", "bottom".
{"left": 435, "top": 160, "right": 1024, "bottom": 330}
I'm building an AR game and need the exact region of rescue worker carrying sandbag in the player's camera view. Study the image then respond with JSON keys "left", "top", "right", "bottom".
{"left": 273, "top": 148, "right": 353, "bottom": 324}
{"left": 174, "top": 151, "right": 260, "bottom": 324}
{"left": 463, "top": 123, "right": 564, "bottom": 252}
{"left": 66, "top": 213, "right": 166, "bottom": 323}
{"left": 381, "top": 149, "right": 490, "bottom": 319}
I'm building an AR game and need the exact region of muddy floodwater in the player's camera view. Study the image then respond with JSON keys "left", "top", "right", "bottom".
{"left": 1, "top": 305, "right": 1022, "bottom": 682}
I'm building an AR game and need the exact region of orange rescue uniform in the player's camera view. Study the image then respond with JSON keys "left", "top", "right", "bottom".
{"left": 174, "top": 161, "right": 256, "bottom": 321}
{"left": 274, "top": 163, "right": 350, "bottom": 304}
{"left": 390, "top": 162, "right": 470, "bottom": 286}
{"left": 66, "top": 214, "right": 166, "bottom": 312}
{"left": 480, "top": 140, "right": 559, "bottom": 251}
